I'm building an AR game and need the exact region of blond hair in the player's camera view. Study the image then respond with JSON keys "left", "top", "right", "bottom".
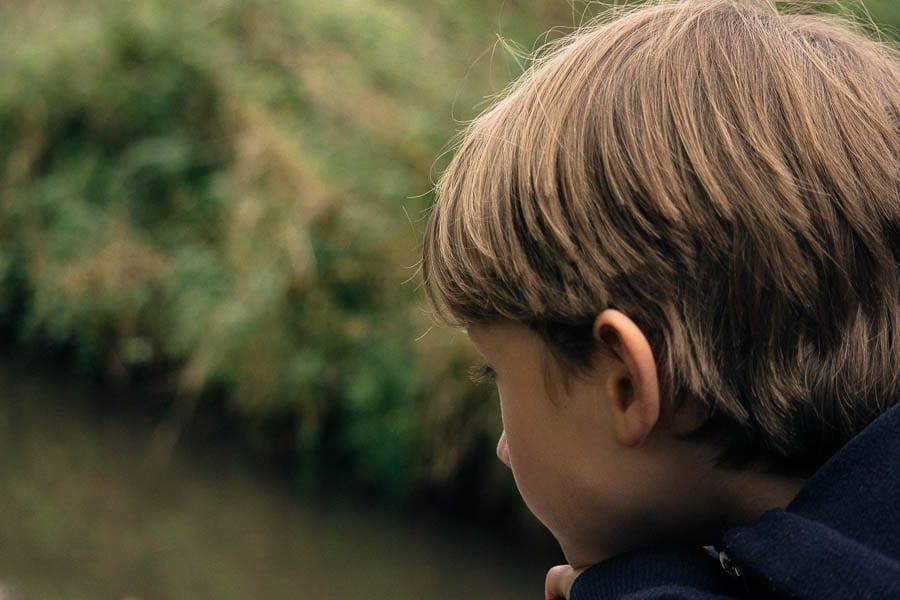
{"left": 422, "top": 0, "right": 899, "bottom": 474}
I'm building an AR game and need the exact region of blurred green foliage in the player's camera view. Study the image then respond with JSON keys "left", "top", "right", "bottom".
{"left": 0, "top": 0, "right": 577, "bottom": 509}
{"left": 0, "top": 0, "right": 897, "bottom": 510}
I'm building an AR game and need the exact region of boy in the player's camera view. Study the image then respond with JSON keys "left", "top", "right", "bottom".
{"left": 421, "top": 1, "right": 899, "bottom": 598}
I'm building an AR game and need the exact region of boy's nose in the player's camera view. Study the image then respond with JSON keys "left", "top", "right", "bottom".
{"left": 496, "top": 430, "right": 511, "bottom": 468}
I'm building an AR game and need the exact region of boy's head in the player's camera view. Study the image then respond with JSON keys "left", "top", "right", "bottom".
{"left": 423, "top": 0, "right": 898, "bottom": 563}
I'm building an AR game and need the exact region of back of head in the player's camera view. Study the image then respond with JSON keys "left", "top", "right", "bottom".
{"left": 423, "top": 0, "right": 900, "bottom": 474}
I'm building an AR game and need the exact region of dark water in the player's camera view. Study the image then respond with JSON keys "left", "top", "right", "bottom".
{"left": 0, "top": 364, "right": 555, "bottom": 599}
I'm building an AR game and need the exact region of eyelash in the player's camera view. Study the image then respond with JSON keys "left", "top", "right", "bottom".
{"left": 469, "top": 363, "right": 497, "bottom": 385}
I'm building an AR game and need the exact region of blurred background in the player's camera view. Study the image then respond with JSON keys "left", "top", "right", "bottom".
{"left": 0, "top": 1, "right": 896, "bottom": 598}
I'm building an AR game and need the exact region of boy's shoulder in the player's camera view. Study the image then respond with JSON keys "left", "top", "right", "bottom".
{"left": 572, "top": 403, "right": 900, "bottom": 600}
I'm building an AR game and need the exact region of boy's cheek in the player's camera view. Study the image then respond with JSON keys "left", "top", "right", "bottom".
{"left": 511, "top": 455, "right": 635, "bottom": 568}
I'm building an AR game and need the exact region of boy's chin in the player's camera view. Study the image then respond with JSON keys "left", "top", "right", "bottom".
{"left": 553, "top": 523, "right": 679, "bottom": 568}
{"left": 559, "top": 544, "right": 609, "bottom": 570}
{"left": 554, "top": 534, "right": 617, "bottom": 569}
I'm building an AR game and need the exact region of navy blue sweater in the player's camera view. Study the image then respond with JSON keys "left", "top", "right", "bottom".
{"left": 571, "top": 404, "right": 900, "bottom": 599}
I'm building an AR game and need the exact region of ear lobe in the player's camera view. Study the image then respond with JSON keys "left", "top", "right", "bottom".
{"left": 593, "top": 309, "right": 661, "bottom": 447}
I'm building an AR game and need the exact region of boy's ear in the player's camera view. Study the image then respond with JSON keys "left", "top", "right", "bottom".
{"left": 592, "top": 309, "right": 661, "bottom": 447}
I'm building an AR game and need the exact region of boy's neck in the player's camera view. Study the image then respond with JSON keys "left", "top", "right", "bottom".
{"left": 717, "top": 467, "right": 805, "bottom": 527}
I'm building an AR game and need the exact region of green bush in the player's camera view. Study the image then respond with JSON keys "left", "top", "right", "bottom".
{"left": 0, "top": 0, "right": 578, "bottom": 507}
{"left": 0, "top": 0, "right": 896, "bottom": 509}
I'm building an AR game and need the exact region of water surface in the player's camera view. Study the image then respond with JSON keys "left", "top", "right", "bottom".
{"left": 0, "top": 364, "right": 554, "bottom": 599}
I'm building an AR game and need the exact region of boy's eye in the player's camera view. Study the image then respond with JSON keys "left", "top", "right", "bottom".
{"left": 469, "top": 363, "right": 497, "bottom": 385}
